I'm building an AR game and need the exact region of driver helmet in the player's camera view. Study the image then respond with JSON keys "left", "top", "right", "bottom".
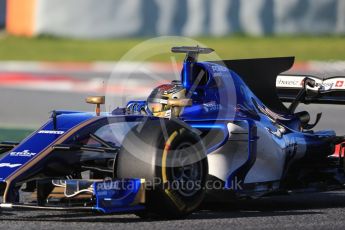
{"left": 147, "top": 81, "right": 187, "bottom": 118}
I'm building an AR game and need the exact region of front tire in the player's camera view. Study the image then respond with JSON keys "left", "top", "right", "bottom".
{"left": 116, "top": 118, "right": 208, "bottom": 218}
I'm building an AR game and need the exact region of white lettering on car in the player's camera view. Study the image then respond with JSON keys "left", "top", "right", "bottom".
{"left": 10, "top": 150, "right": 37, "bottom": 157}
{"left": 38, "top": 130, "right": 65, "bottom": 135}
{"left": 0, "top": 163, "right": 22, "bottom": 168}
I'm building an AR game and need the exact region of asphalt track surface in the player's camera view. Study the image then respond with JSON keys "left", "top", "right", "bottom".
{"left": 1, "top": 191, "right": 345, "bottom": 229}
{"left": 1, "top": 71, "right": 345, "bottom": 229}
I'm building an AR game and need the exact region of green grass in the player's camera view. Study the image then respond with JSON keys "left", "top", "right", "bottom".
{"left": 0, "top": 35, "right": 344, "bottom": 61}
{"left": 0, "top": 128, "right": 34, "bottom": 142}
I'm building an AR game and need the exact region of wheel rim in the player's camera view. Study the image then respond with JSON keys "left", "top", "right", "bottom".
{"left": 170, "top": 142, "right": 204, "bottom": 197}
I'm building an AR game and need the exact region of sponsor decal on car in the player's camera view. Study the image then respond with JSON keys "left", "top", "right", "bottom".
{"left": 211, "top": 65, "right": 228, "bottom": 73}
{"left": 335, "top": 80, "right": 344, "bottom": 88}
{"left": 203, "top": 101, "right": 220, "bottom": 112}
{"left": 0, "top": 163, "right": 22, "bottom": 168}
{"left": 10, "top": 150, "right": 37, "bottom": 157}
{"left": 38, "top": 130, "right": 65, "bottom": 135}
{"left": 320, "top": 80, "right": 334, "bottom": 90}
{"left": 321, "top": 78, "right": 344, "bottom": 90}
{"left": 276, "top": 75, "right": 305, "bottom": 88}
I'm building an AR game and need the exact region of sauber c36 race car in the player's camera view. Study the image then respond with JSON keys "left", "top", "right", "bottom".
{"left": 1, "top": 46, "right": 345, "bottom": 218}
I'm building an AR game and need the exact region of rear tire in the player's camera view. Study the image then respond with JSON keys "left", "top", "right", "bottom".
{"left": 116, "top": 118, "right": 208, "bottom": 219}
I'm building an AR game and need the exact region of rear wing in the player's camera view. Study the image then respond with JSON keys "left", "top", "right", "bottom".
{"left": 276, "top": 74, "right": 345, "bottom": 104}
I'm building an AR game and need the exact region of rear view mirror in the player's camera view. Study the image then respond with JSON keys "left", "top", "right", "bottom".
{"left": 86, "top": 96, "right": 105, "bottom": 105}
{"left": 86, "top": 96, "right": 105, "bottom": 116}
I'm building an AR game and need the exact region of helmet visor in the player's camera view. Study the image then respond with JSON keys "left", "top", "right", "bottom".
{"left": 148, "top": 102, "right": 163, "bottom": 113}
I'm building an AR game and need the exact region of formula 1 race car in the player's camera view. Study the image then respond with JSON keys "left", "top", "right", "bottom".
{"left": 1, "top": 46, "right": 345, "bottom": 218}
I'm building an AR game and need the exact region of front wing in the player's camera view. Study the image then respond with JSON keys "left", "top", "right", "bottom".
{"left": 0, "top": 178, "right": 145, "bottom": 214}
